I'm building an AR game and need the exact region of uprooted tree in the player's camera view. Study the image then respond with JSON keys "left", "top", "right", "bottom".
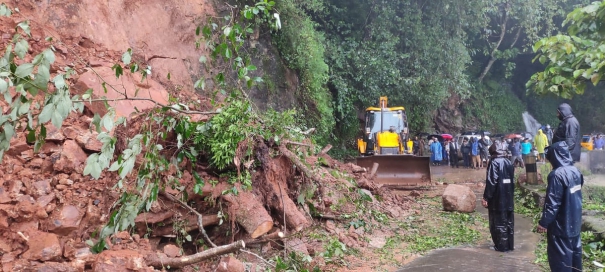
{"left": 0, "top": 1, "right": 368, "bottom": 268}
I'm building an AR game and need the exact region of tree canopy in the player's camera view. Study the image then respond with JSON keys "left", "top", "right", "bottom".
{"left": 528, "top": 0, "right": 605, "bottom": 98}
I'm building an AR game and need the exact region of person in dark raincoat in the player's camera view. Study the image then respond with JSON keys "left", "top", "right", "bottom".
{"left": 536, "top": 141, "right": 583, "bottom": 272}
{"left": 482, "top": 140, "right": 515, "bottom": 252}
{"left": 553, "top": 103, "right": 581, "bottom": 162}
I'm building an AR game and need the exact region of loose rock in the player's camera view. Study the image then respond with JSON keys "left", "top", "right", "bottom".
{"left": 442, "top": 184, "right": 477, "bottom": 213}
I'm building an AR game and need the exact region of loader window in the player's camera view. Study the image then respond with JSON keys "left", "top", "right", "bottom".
{"left": 366, "top": 111, "right": 405, "bottom": 133}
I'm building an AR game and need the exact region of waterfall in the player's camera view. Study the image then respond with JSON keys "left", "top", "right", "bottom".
{"left": 522, "top": 111, "right": 542, "bottom": 136}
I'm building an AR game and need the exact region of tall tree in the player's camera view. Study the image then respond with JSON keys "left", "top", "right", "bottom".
{"left": 477, "top": 0, "right": 572, "bottom": 83}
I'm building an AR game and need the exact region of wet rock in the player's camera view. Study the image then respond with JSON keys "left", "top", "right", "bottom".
{"left": 325, "top": 220, "right": 336, "bottom": 233}
{"left": 368, "top": 233, "right": 387, "bottom": 249}
{"left": 30, "top": 179, "right": 52, "bottom": 197}
{"left": 53, "top": 140, "right": 88, "bottom": 174}
{"left": 64, "top": 241, "right": 94, "bottom": 263}
{"left": 46, "top": 124, "right": 66, "bottom": 142}
{"left": 30, "top": 158, "right": 45, "bottom": 168}
{"left": 442, "top": 184, "right": 477, "bottom": 213}
{"left": 1, "top": 252, "right": 18, "bottom": 271}
{"left": 11, "top": 219, "right": 40, "bottom": 233}
{"left": 8, "top": 180, "right": 23, "bottom": 198}
{"left": 62, "top": 126, "right": 79, "bottom": 140}
{"left": 216, "top": 256, "right": 245, "bottom": 272}
{"left": 40, "top": 142, "right": 62, "bottom": 154}
{"left": 19, "top": 150, "right": 34, "bottom": 162}
{"left": 21, "top": 231, "right": 62, "bottom": 261}
{"left": 47, "top": 205, "right": 83, "bottom": 236}
{"left": 37, "top": 193, "right": 56, "bottom": 208}
{"left": 92, "top": 249, "right": 146, "bottom": 271}
{"left": 16, "top": 195, "right": 37, "bottom": 219}
{"left": 0, "top": 234, "right": 12, "bottom": 253}
{"left": 0, "top": 188, "right": 11, "bottom": 204}
{"left": 75, "top": 130, "right": 103, "bottom": 152}
{"left": 285, "top": 238, "right": 309, "bottom": 255}
{"left": 59, "top": 178, "right": 74, "bottom": 186}
{"left": 0, "top": 210, "right": 8, "bottom": 229}
{"left": 31, "top": 261, "right": 82, "bottom": 272}
{"left": 162, "top": 244, "right": 181, "bottom": 258}
{"left": 7, "top": 134, "right": 31, "bottom": 156}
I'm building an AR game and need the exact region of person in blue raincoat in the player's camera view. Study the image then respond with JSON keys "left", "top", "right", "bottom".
{"left": 430, "top": 137, "right": 443, "bottom": 166}
{"left": 536, "top": 141, "right": 583, "bottom": 272}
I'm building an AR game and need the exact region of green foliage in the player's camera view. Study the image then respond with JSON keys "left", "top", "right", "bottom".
{"left": 582, "top": 231, "right": 605, "bottom": 271}
{"left": 403, "top": 211, "right": 484, "bottom": 253}
{"left": 0, "top": 9, "right": 84, "bottom": 161}
{"left": 272, "top": 0, "right": 333, "bottom": 145}
{"left": 320, "top": 238, "right": 347, "bottom": 264}
{"left": 528, "top": 1, "right": 605, "bottom": 98}
{"left": 462, "top": 82, "right": 525, "bottom": 133}
{"left": 274, "top": 252, "right": 319, "bottom": 272}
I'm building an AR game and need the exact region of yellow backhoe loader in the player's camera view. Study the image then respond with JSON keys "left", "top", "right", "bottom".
{"left": 356, "top": 97, "right": 431, "bottom": 187}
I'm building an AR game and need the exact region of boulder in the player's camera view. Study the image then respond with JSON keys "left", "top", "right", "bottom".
{"left": 21, "top": 231, "right": 62, "bottom": 261}
{"left": 442, "top": 184, "right": 476, "bottom": 213}
{"left": 47, "top": 205, "right": 83, "bottom": 236}
{"left": 92, "top": 250, "right": 147, "bottom": 272}
{"left": 53, "top": 140, "right": 88, "bottom": 174}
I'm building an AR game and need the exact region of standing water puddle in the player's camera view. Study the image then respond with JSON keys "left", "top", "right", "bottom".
{"left": 397, "top": 198, "right": 542, "bottom": 271}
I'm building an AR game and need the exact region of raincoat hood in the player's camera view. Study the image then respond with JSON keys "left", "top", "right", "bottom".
{"left": 557, "top": 103, "right": 574, "bottom": 121}
{"left": 538, "top": 129, "right": 544, "bottom": 135}
{"left": 489, "top": 140, "right": 507, "bottom": 158}
{"left": 545, "top": 141, "right": 573, "bottom": 169}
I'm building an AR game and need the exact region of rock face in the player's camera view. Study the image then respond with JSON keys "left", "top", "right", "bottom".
{"left": 442, "top": 184, "right": 477, "bottom": 213}
{"left": 92, "top": 250, "right": 146, "bottom": 272}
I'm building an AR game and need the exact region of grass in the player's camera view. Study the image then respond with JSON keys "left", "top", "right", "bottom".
{"left": 400, "top": 196, "right": 488, "bottom": 254}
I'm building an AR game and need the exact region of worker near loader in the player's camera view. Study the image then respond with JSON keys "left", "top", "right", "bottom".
{"left": 534, "top": 129, "right": 549, "bottom": 162}
{"left": 482, "top": 140, "right": 515, "bottom": 252}
{"left": 536, "top": 141, "right": 583, "bottom": 272}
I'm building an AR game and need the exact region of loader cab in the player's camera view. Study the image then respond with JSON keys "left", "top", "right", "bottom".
{"left": 358, "top": 107, "right": 408, "bottom": 155}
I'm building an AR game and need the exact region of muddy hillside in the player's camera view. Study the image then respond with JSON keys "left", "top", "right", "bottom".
{"left": 0, "top": 1, "right": 419, "bottom": 271}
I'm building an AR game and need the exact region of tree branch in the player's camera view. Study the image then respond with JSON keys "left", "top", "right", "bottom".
{"left": 478, "top": 2, "right": 510, "bottom": 83}
{"left": 161, "top": 191, "right": 217, "bottom": 248}
{"left": 145, "top": 240, "right": 245, "bottom": 268}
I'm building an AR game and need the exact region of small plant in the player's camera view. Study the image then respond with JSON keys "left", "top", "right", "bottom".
{"left": 320, "top": 238, "right": 347, "bottom": 264}
{"left": 274, "top": 252, "right": 319, "bottom": 272}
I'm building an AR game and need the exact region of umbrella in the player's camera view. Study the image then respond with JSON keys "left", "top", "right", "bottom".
{"left": 504, "top": 133, "right": 523, "bottom": 140}
{"left": 427, "top": 134, "right": 444, "bottom": 142}
{"left": 441, "top": 134, "right": 453, "bottom": 141}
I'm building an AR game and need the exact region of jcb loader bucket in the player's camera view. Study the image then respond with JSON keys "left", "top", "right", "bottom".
{"left": 356, "top": 155, "right": 432, "bottom": 187}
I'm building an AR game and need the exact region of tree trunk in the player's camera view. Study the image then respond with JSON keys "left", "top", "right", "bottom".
{"left": 223, "top": 191, "right": 274, "bottom": 238}
{"left": 257, "top": 140, "right": 309, "bottom": 232}
{"left": 478, "top": 4, "right": 510, "bottom": 83}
